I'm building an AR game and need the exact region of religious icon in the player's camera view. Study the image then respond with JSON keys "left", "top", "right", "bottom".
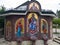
{"left": 41, "top": 19, "right": 48, "bottom": 40}
{"left": 29, "top": 14, "right": 37, "bottom": 34}
{"left": 27, "top": 13, "right": 39, "bottom": 40}
{"left": 6, "top": 21, "right": 12, "bottom": 40}
{"left": 42, "top": 21, "right": 47, "bottom": 34}
{"left": 16, "top": 21, "right": 22, "bottom": 37}
{"left": 29, "top": 2, "right": 40, "bottom": 11}
{"left": 41, "top": 19, "right": 48, "bottom": 33}
{"left": 15, "top": 18, "right": 24, "bottom": 38}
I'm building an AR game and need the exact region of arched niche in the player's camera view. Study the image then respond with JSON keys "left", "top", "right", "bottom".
{"left": 15, "top": 18, "right": 24, "bottom": 38}
{"left": 6, "top": 21, "right": 12, "bottom": 40}
{"left": 41, "top": 19, "right": 48, "bottom": 34}
{"left": 27, "top": 13, "right": 39, "bottom": 40}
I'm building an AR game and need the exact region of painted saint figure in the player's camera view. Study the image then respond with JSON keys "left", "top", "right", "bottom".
{"left": 28, "top": 14, "right": 38, "bottom": 40}
{"left": 29, "top": 20, "right": 36, "bottom": 30}
{"left": 42, "top": 20, "right": 48, "bottom": 41}
{"left": 42, "top": 21, "right": 47, "bottom": 34}
{"left": 16, "top": 21, "right": 22, "bottom": 37}
{"left": 29, "top": 14, "right": 37, "bottom": 34}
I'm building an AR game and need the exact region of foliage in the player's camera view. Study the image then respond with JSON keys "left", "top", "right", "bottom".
{"left": 53, "top": 18, "right": 60, "bottom": 25}
{"left": 0, "top": 6, "right": 5, "bottom": 28}
{"left": 53, "top": 18, "right": 60, "bottom": 33}
{"left": 53, "top": 32, "right": 60, "bottom": 34}
{"left": 0, "top": 17, "right": 4, "bottom": 28}
{"left": 0, "top": 6, "right": 5, "bottom": 13}
{"left": 56, "top": 10, "right": 60, "bottom": 18}
{"left": 53, "top": 18, "right": 60, "bottom": 28}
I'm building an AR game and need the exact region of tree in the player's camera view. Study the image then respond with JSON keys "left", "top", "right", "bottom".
{"left": 0, "top": 6, "right": 5, "bottom": 28}
{"left": 53, "top": 18, "right": 60, "bottom": 33}
{"left": 56, "top": 10, "right": 60, "bottom": 18}
{"left": 0, "top": 6, "right": 5, "bottom": 35}
{"left": 0, "top": 6, "right": 5, "bottom": 13}
{"left": 0, "top": 17, "right": 4, "bottom": 28}
{"left": 53, "top": 18, "right": 60, "bottom": 24}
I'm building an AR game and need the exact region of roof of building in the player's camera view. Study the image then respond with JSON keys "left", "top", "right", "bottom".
{"left": 0, "top": 0, "right": 56, "bottom": 17}
{"left": 0, "top": 9, "right": 55, "bottom": 14}
{"left": 15, "top": 1, "right": 30, "bottom": 9}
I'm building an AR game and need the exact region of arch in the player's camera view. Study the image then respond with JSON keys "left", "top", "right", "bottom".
{"left": 27, "top": 13, "right": 39, "bottom": 34}
{"left": 6, "top": 21, "right": 12, "bottom": 40}
{"left": 6, "top": 21, "right": 11, "bottom": 27}
{"left": 15, "top": 18, "right": 24, "bottom": 37}
{"left": 27, "top": 13, "right": 38, "bottom": 20}
{"left": 41, "top": 19, "right": 48, "bottom": 33}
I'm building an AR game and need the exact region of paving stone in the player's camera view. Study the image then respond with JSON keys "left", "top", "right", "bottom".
{"left": 11, "top": 41, "right": 17, "bottom": 45}
{"left": 35, "top": 40, "right": 44, "bottom": 45}
{"left": 21, "top": 41, "right": 32, "bottom": 45}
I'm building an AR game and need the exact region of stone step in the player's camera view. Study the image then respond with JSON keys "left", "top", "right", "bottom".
{"left": 53, "top": 38, "right": 60, "bottom": 44}
{"left": 55, "top": 38, "right": 60, "bottom": 41}
{"left": 58, "top": 37, "right": 60, "bottom": 38}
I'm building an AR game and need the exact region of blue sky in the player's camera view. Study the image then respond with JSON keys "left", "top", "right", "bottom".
{"left": 0, "top": 0, "right": 60, "bottom": 13}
